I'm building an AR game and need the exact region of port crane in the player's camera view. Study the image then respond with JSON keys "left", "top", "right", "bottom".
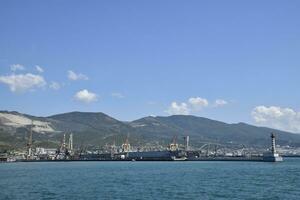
{"left": 122, "top": 134, "right": 131, "bottom": 152}
{"left": 169, "top": 135, "right": 179, "bottom": 151}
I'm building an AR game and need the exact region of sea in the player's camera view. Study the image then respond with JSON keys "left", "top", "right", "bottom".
{"left": 0, "top": 158, "right": 300, "bottom": 200}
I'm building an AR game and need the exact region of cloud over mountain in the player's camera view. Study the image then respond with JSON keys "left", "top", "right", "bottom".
{"left": 252, "top": 106, "right": 300, "bottom": 133}
{"left": 166, "top": 102, "right": 190, "bottom": 115}
{"left": 188, "top": 97, "right": 209, "bottom": 110}
{"left": 0, "top": 73, "right": 46, "bottom": 93}
{"left": 74, "top": 89, "right": 98, "bottom": 103}
{"left": 167, "top": 97, "right": 227, "bottom": 115}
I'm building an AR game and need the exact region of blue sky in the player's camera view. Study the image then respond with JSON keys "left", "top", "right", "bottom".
{"left": 1, "top": 1, "right": 300, "bottom": 132}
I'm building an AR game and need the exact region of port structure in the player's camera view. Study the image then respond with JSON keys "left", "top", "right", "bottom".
{"left": 19, "top": 129, "right": 283, "bottom": 162}
{"left": 184, "top": 135, "right": 190, "bottom": 151}
{"left": 110, "top": 140, "right": 117, "bottom": 158}
{"left": 68, "top": 133, "right": 73, "bottom": 153}
{"left": 269, "top": 133, "right": 283, "bottom": 161}
{"left": 61, "top": 133, "right": 66, "bottom": 152}
{"left": 262, "top": 133, "right": 283, "bottom": 162}
{"left": 26, "top": 120, "right": 34, "bottom": 160}
{"left": 122, "top": 134, "right": 131, "bottom": 153}
{"left": 271, "top": 133, "right": 276, "bottom": 154}
{"left": 169, "top": 135, "right": 179, "bottom": 151}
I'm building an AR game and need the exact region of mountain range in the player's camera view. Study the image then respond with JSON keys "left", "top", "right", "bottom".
{"left": 1, "top": 110, "right": 300, "bottom": 150}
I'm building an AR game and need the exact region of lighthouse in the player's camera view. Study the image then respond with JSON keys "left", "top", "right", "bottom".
{"left": 271, "top": 133, "right": 276, "bottom": 154}
{"left": 263, "top": 133, "right": 283, "bottom": 162}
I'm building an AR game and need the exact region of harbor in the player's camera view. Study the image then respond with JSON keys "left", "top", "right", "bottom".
{"left": 1, "top": 127, "right": 283, "bottom": 163}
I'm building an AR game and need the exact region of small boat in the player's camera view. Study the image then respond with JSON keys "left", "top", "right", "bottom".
{"left": 171, "top": 156, "right": 187, "bottom": 161}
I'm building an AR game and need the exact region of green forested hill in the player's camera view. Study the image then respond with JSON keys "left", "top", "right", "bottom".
{"left": 1, "top": 111, "right": 300, "bottom": 150}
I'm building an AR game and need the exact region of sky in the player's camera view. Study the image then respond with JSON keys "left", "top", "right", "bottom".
{"left": 0, "top": 1, "right": 300, "bottom": 133}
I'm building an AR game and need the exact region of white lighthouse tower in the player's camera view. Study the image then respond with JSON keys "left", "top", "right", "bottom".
{"left": 263, "top": 133, "right": 283, "bottom": 162}
{"left": 271, "top": 133, "right": 276, "bottom": 154}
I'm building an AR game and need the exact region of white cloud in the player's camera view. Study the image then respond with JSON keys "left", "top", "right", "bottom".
{"left": 111, "top": 92, "right": 125, "bottom": 99}
{"left": 214, "top": 99, "right": 228, "bottom": 107}
{"left": 0, "top": 73, "right": 46, "bottom": 93}
{"left": 68, "top": 70, "right": 89, "bottom": 81}
{"left": 74, "top": 89, "right": 98, "bottom": 103}
{"left": 35, "top": 65, "right": 44, "bottom": 73}
{"left": 49, "top": 81, "right": 61, "bottom": 90}
{"left": 10, "top": 64, "right": 25, "bottom": 71}
{"left": 252, "top": 106, "right": 300, "bottom": 133}
{"left": 188, "top": 97, "right": 209, "bottom": 110}
{"left": 166, "top": 96, "right": 229, "bottom": 116}
{"left": 166, "top": 102, "right": 190, "bottom": 115}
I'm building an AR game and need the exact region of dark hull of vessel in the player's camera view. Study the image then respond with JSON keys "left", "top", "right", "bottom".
{"left": 12, "top": 150, "right": 283, "bottom": 163}
{"left": 16, "top": 155, "right": 282, "bottom": 162}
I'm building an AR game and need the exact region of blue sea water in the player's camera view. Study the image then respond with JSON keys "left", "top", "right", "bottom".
{"left": 0, "top": 158, "right": 300, "bottom": 200}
